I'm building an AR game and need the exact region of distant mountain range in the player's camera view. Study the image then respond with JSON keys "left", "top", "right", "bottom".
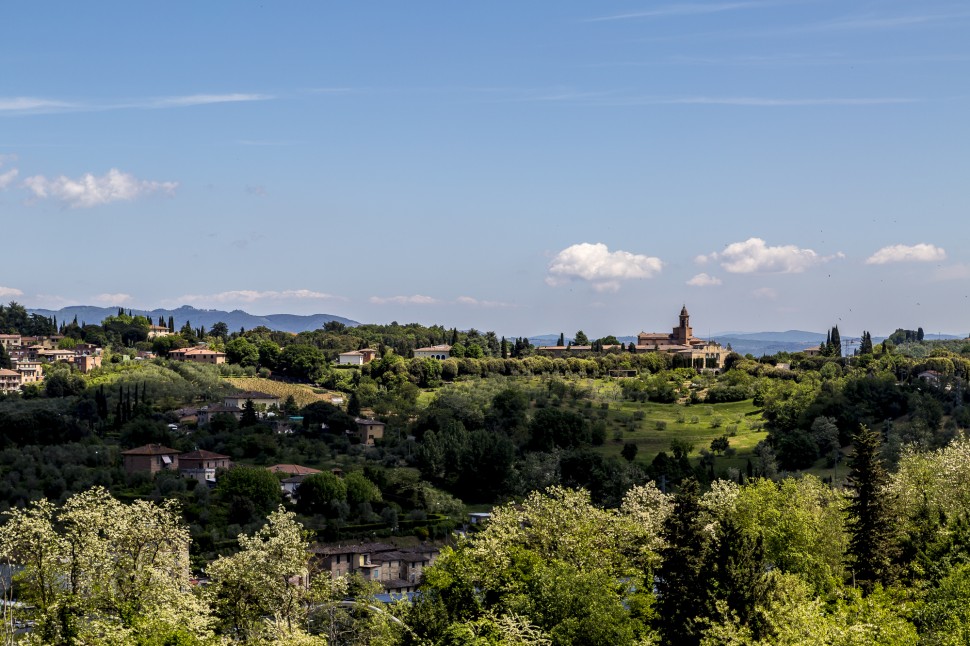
{"left": 28, "top": 305, "right": 359, "bottom": 334}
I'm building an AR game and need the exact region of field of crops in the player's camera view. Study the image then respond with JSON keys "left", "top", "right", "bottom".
{"left": 224, "top": 377, "right": 341, "bottom": 408}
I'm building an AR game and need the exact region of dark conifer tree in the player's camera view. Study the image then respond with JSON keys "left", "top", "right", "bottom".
{"left": 847, "top": 425, "right": 896, "bottom": 592}
{"left": 655, "top": 478, "right": 714, "bottom": 645}
{"left": 501, "top": 336, "right": 508, "bottom": 359}
{"left": 347, "top": 391, "right": 361, "bottom": 418}
{"left": 917, "top": 327, "right": 925, "bottom": 341}
{"left": 859, "top": 331, "right": 874, "bottom": 355}
{"left": 831, "top": 326, "right": 842, "bottom": 357}
{"left": 557, "top": 332, "right": 564, "bottom": 346}
{"left": 168, "top": 316, "right": 175, "bottom": 333}
{"left": 240, "top": 399, "right": 259, "bottom": 427}
{"left": 710, "top": 516, "right": 770, "bottom": 639}
{"left": 450, "top": 328, "right": 459, "bottom": 345}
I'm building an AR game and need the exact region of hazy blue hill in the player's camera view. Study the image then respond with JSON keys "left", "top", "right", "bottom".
{"left": 28, "top": 305, "right": 358, "bottom": 334}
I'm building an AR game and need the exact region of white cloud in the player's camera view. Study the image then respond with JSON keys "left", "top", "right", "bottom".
{"left": 369, "top": 295, "right": 438, "bottom": 305}
{"left": 23, "top": 168, "right": 178, "bottom": 208}
{"left": 0, "top": 97, "right": 78, "bottom": 112}
{"left": 0, "top": 286, "right": 24, "bottom": 297}
{"left": 752, "top": 287, "right": 778, "bottom": 299}
{"left": 148, "top": 93, "right": 271, "bottom": 108}
{"left": 456, "top": 296, "right": 514, "bottom": 308}
{"left": 705, "top": 237, "right": 835, "bottom": 273}
{"left": 178, "top": 289, "right": 335, "bottom": 304}
{"left": 589, "top": 2, "right": 775, "bottom": 21}
{"left": 866, "top": 243, "right": 946, "bottom": 265}
{"left": 546, "top": 242, "right": 663, "bottom": 292}
{"left": 0, "top": 154, "right": 17, "bottom": 189}
{"left": 687, "top": 273, "right": 722, "bottom": 287}
{"left": 0, "top": 94, "right": 270, "bottom": 115}
{"left": 0, "top": 168, "right": 17, "bottom": 189}
{"left": 94, "top": 293, "right": 132, "bottom": 304}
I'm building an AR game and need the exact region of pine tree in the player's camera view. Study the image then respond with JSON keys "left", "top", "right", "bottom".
{"left": 847, "top": 425, "right": 896, "bottom": 592}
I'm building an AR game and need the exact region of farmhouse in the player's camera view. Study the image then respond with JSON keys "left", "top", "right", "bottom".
{"left": 413, "top": 345, "right": 451, "bottom": 360}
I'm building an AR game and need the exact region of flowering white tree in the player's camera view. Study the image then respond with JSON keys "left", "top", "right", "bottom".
{"left": 0, "top": 487, "right": 211, "bottom": 645}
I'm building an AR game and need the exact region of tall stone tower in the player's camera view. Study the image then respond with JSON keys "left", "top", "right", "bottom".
{"left": 673, "top": 305, "right": 692, "bottom": 344}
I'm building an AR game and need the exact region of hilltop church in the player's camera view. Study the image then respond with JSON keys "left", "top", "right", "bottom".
{"left": 636, "top": 306, "right": 730, "bottom": 371}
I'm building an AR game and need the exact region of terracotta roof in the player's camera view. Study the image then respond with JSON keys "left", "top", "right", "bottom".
{"left": 310, "top": 542, "right": 395, "bottom": 556}
{"left": 0, "top": 369, "right": 19, "bottom": 376}
{"left": 266, "top": 464, "right": 321, "bottom": 476}
{"left": 179, "top": 449, "right": 231, "bottom": 460}
{"left": 122, "top": 443, "right": 180, "bottom": 456}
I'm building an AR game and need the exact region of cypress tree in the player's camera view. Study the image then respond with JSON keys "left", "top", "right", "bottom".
{"left": 831, "top": 326, "right": 842, "bottom": 357}
{"left": 0, "top": 343, "right": 11, "bottom": 370}
{"left": 240, "top": 399, "right": 259, "bottom": 427}
{"left": 557, "top": 332, "right": 564, "bottom": 346}
{"left": 347, "top": 391, "right": 361, "bottom": 417}
{"left": 917, "top": 327, "right": 925, "bottom": 341}
{"left": 655, "top": 478, "right": 714, "bottom": 645}
{"left": 847, "top": 425, "right": 896, "bottom": 592}
{"left": 501, "top": 336, "right": 508, "bottom": 359}
{"left": 168, "top": 316, "right": 175, "bottom": 333}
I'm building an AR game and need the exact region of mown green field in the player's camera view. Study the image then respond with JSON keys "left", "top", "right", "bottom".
{"left": 564, "top": 395, "right": 766, "bottom": 472}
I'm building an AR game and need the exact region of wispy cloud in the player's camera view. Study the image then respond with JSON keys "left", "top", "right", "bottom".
{"left": 369, "top": 295, "right": 438, "bottom": 305}
{"left": 93, "top": 293, "right": 133, "bottom": 304}
{"left": 177, "top": 289, "right": 337, "bottom": 305}
{"left": 0, "top": 93, "right": 271, "bottom": 116}
{"left": 0, "top": 168, "right": 17, "bottom": 190}
{"left": 687, "top": 273, "right": 722, "bottom": 287}
{"left": 815, "top": 12, "right": 970, "bottom": 32}
{"left": 499, "top": 88, "right": 918, "bottom": 107}
{"left": 622, "top": 96, "right": 917, "bottom": 107}
{"left": 547, "top": 242, "right": 663, "bottom": 292}
{"left": 589, "top": 1, "right": 781, "bottom": 22}
{"left": 146, "top": 93, "right": 271, "bottom": 108}
{"left": 23, "top": 168, "right": 178, "bottom": 208}
{"left": 866, "top": 243, "right": 946, "bottom": 265}
{"left": 700, "top": 237, "right": 841, "bottom": 273}
{"left": 456, "top": 296, "right": 514, "bottom": 308}
{"left": 0, "top": 286, "right": 24, "bottom": 298}
{"left": 752, "top": 287, "right": 778, "bottom": 299}
{"left": 0, "top": 153, "right": 18, "bottom": 189}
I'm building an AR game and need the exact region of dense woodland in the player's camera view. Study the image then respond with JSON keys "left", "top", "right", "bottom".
{"left": 4, "top": 305, "right": 970, "bottom": 643}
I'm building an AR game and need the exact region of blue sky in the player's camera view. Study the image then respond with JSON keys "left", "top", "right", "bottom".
{"left": 1, "top": 1, "right": 968, "bottom": 338}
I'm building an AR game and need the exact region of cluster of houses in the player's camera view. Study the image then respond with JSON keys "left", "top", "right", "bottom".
{"left": 536, "top": 306, "right": 731, "bottom": 371}
{"left": 335, "top": 306, "right": 732, "bottom": 371}
{"left": 311, "top": 542, "right": 439, "bottom": 596}
{"left": 0, "top": 333, "right": 104, "bottom": 393}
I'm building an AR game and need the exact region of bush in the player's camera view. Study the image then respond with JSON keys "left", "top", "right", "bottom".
{"left": 655, "top": 420, "right": 668, "bottom": 431}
